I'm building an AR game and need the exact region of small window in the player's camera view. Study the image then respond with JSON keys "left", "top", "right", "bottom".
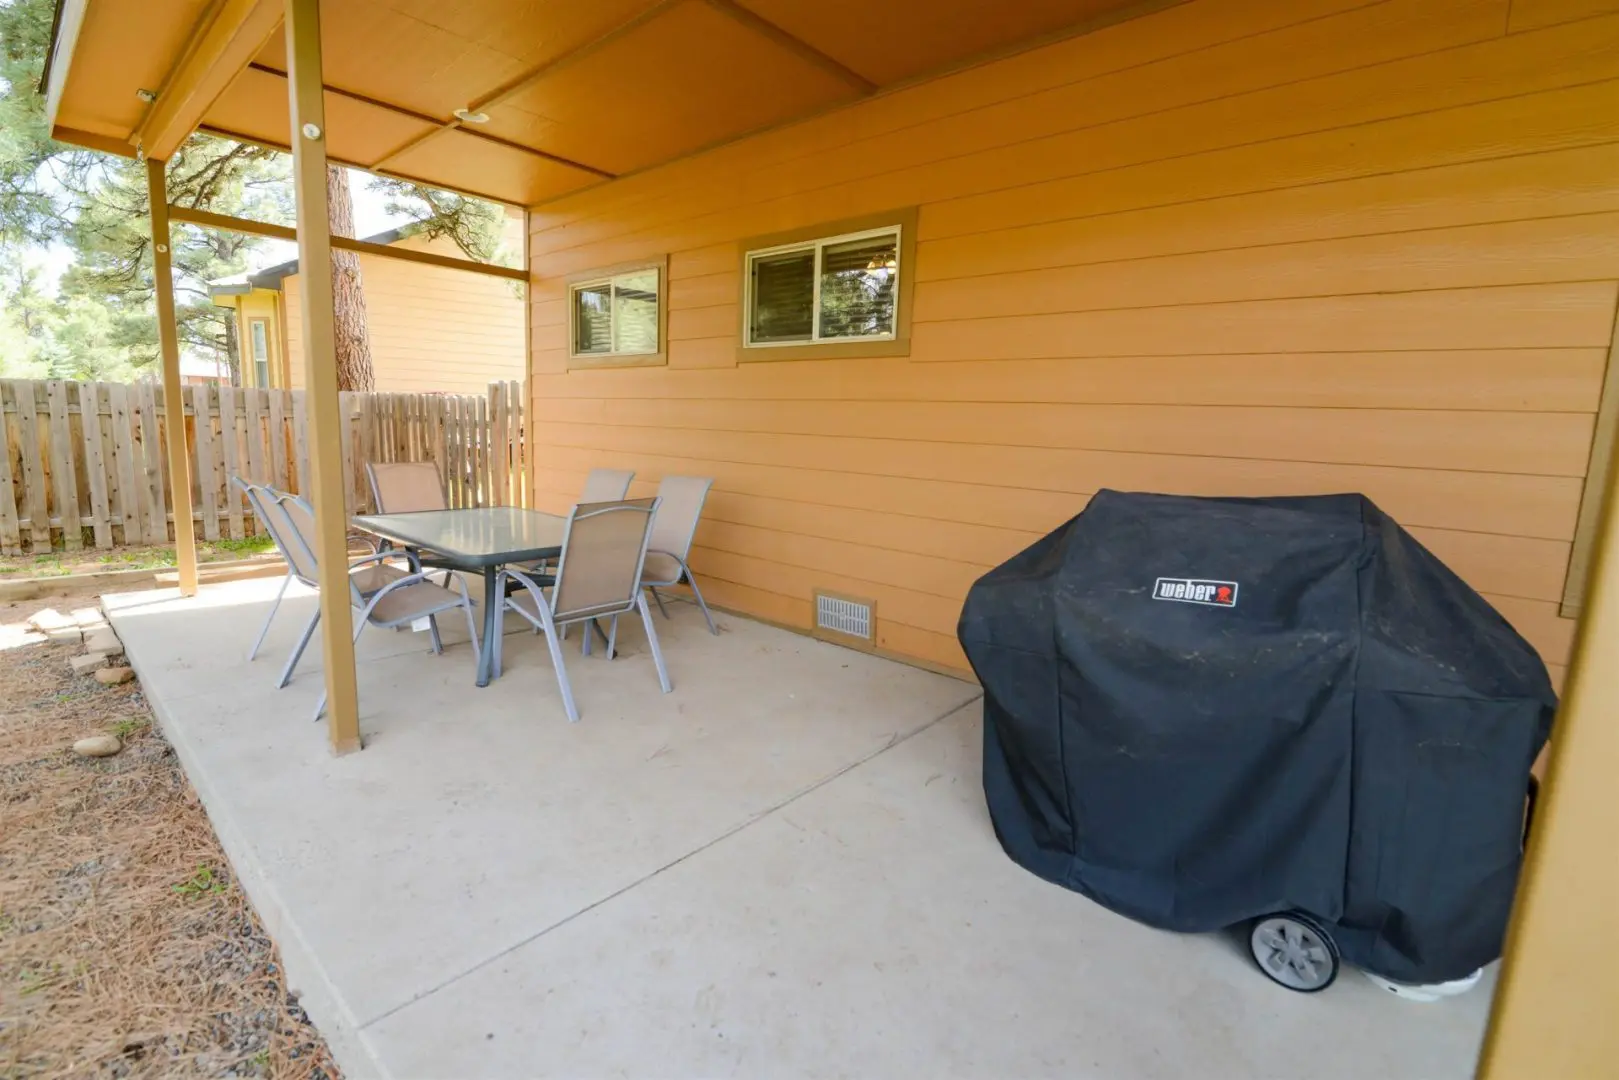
{"left": 569, "top": 264, "right": 662, "bottom": 363}
{"left": 745, "top": 226, "right": 900, "bottom": 348}
{"left": 248, "top": 318, "right": 271, "bottom": 388}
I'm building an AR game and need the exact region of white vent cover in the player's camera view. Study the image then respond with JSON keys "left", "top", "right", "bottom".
{"left": 816, "top": 593, "right": 873, "bottom": 641}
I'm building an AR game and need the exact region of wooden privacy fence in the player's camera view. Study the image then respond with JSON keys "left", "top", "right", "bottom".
{"left": 0, "top": 378, "right": 528, "bottom": 555}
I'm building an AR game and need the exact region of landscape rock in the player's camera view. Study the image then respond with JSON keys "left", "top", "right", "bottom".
{"left": 94, "top": 666, "right": 135, "bottom": 686}
{"left": 72, "top": 734, "right": 123, "bottom": 758}
{"left": 83, "top": 628, "right": 121, "bottom": 654}
{"left": 69, "top": 653, "right": 110, "bottom": 675}
{"left": 46, "top": 627, "right": 84, "bottom": 645}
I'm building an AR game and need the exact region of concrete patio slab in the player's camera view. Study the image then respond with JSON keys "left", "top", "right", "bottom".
{"left": 365, "top": 705, "right": 1494, "bottom": 1080}
{"left": 106, "top": 579, "right": 1493, "bottom": 1079}
{"left": 105, "top": 579, "right": 979, "bottom": 1071}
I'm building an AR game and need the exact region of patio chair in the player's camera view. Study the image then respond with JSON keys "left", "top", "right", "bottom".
{"left": 641, "top": 475, "right": 718, "bottom": 635}
{"left": 234, "top": 477, "right": 411, "bottom": 678}
{"left": 492, "top": 497, "right": 670, "bottom": 723}
{"left": 257, "top": 490, "right": 484, "bottom": 722}
{"left": 364, "top": 460, "right": 458, "bottom": 585}
{"left": 366, "top": 460, "right": 448, "bottom": 513}
{"left": 524, "top": 467, "right": 637, "bottom": 579}
{"left": 580, "top": 467, "right": 634, "bottom": 502}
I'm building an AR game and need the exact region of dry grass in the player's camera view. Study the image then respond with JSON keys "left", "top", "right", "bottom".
{"left": 0, "top": 593, "right": 337, "bottom": 1080}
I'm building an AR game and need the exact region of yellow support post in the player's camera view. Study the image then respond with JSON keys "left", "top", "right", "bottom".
{"left": 145, "top": 157, "right": 199, "bottom": 597}
{"left": 1477, "top": 333, "right": 1619, "bottom": 1075}
{"left": 285, "top": 0, "right": 361, "bottom": 754}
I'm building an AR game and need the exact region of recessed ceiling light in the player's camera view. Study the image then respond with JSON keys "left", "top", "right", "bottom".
{"left": 136, "top": 88, "right": 157, "bottom": 103}
{"left": 453, "top": 108, "right": 489, "bottom": 124}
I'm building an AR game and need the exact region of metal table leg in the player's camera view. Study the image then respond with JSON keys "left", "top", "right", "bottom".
{"left": 477, "top": 566, "right": 499, "bottom": 687}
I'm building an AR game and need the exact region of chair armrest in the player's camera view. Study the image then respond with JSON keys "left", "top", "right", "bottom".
{"left": 500, "top": 566, "right": 552, "bottom": 595}
{"left": 349, "top": 548, "right": 421, "bottom": 574}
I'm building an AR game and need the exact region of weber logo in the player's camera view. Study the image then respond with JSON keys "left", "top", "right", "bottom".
{"left": 1153, "top": 577, "right": 1238, "bottom": 607}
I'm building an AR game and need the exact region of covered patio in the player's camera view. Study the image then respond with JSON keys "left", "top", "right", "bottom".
{"left": 39, "top": 0, "right": 1619, "bottom": 1075}
{"left": 105, "top": 578, "right": 1496, "bottom": 1078}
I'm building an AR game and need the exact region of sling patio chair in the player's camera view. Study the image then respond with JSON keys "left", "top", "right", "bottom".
{"left": 524, "top": 467, "right": 637, "bottom": 579}
{"left": 580, "top": 467, "right": 634, "bottom": 502}
{"left": 255, "top": 490, "right": 482, "bottom": 720}
{"left": 641, "top": 475, "right": 718, "bottom": 635}
{"left": 262, "top": 489, "right": 484, "bottom": 722}
{"left": 366, "top": 459, "right": 449, "bottom": 513}
{"left": 492, "top": 497, "right": 671, "bottom": 723}
{"left": 235, "top": 477, "right": 408, "bottom": 681}
{"left": 364, "top": 460, "right": 459, "bottom": 585}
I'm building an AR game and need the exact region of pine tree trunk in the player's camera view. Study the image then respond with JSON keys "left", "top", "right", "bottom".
{"left": 223, "top": 316, "right": 241, "bottom": 386}
{"left": 326, "top": 166, "right": 374, "bottom": 392}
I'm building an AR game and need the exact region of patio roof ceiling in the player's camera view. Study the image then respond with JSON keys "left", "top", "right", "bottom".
{"left": 44, "top": 0, "right": 1158, "bottom": 207}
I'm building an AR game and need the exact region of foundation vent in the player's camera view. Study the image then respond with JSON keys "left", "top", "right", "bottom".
{"left": 815, "top": 591, "right": 873, "bottom": 642}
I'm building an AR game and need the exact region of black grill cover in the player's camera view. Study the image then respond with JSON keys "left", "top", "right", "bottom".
{"left": 958, "top": 490, "right": 1555, "bottom": 984}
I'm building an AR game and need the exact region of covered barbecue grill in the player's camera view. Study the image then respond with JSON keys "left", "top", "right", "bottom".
{"left": 958, "top": 490, "right": 1555, "bottom": 991}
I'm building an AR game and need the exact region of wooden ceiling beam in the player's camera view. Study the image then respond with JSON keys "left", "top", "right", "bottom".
{"left": 133, "top": 0, "right": 284, "bottom": 160}
{"left": 168, "top": 204, "right": 531, "bottom": 281}
{"left": 51, "top": 127, "right": 139, "bottom": 159}
{"left": 369, "top": 0, "right": 683, "bottom": 176}
{"left": 699, "top": 0, "right": 876, "bottom": 94}
{"left": 243, "top": 63, "right": 615, "bottom": 180}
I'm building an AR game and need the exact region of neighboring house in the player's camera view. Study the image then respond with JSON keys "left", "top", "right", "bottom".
{"left": 210, "top": 213, "right": 525, "bottom": 394}
{"left": 178, "top": 355, "right": 230, "bottom": 385}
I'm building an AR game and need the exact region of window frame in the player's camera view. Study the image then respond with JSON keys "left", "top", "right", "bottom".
{"left": 565, "top": 256, "right": 668, "bottom": 370}
{"left": 248, "top": 316, "right": 271, "bottom": 389}
{"left": 735, "top": 208, "right": 918, "bottom": 364}
{"left": 744, "top": 225, "right": 901, "bottom": 349}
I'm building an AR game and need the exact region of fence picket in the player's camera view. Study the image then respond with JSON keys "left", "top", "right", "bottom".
{"left": 490, "top": 382, "right": 507, "bottom": 507}
{"left": 243, "top": 388, "right": 267, "bottom": 488}
{"left": 218, "top": 386, "right": 245, "bottom": 538}
{"left": 107, "top": 384, "right": 141, "bottom": 546}
{"left": 138, "top": 382, "right": 168, "bottom": 543}
{"left": 1, "top": 378, "right": 527, "bottom": 553}
{"left": 269, "top": 389, "right": 290, "bottom": 492}
{"left": 15, "top": 381, "right": 51, "bottom": 551}
{"left": 80, "top": 382, "right": 113, "bottom": 548}
{"left": 0, "top": 383, "right": 22, "bottom": 554}
{"left": 45, "top": 381, "right": 82, "bottom": 550}
{"left": 191, "top": 384, "right": 220, "bottom": 541}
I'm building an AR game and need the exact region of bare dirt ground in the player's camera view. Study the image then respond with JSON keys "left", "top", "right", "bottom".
{"left": 0, "top": 588, "right": 337, "bottom": 1079}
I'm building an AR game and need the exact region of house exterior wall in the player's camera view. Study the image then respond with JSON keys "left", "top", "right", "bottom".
{"left": 284, "top": 228, "right": 526, "bottom": 395}
{"left": 525, "top": 0, "right": 1619, "bottom": 683}
{"left": 231, "top": 290, "right": 284, "bottom": 389}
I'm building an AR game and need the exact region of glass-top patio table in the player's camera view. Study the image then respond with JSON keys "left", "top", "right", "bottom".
{"left": 351, "top": 506, "right": 567, "bottom": 687}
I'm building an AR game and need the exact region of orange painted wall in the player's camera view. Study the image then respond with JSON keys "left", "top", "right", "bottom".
{"left": 525, "top": 0, "right": 1619, "bottom": 682}
{"left": 285, "top": 222, "right": 526, "bottom": 395}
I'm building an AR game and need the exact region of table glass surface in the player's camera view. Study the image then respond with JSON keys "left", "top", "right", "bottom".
{"left": 351, "top": 507, "right": 567, "bottom": 567}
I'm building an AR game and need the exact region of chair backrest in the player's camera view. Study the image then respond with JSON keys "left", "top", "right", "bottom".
{"left": 262, "top": 489, "right": 367, "bottom": 606}
{"left": 550, "top": 497, "right": 660, "bottom": 622}
{"left": 579, "top": 468, "right": 634, "bottom": 503}
{"left": 236, "top": 478, "right": 308, "bottom": 581}
{"left": 647, "top": 476, "right": 713, "bottom": 562}
{"left": 368, "top": 460, "right": 447, "bottom": 513}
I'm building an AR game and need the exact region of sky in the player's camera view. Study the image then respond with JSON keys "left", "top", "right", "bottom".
{"left": 20, "top": 170, "right": 414, "bottom": 295}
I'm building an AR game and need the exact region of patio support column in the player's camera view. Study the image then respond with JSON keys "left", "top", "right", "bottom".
{"left": 145, "top": 157, "right": 198, "bottom": 597}
{"left": 285, "top": 0, "right": 361, "bottom": 753}
{"left": 1477, "top": 352, "right": 1619, "bottom": 1075}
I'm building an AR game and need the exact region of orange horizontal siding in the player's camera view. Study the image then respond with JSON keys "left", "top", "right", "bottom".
{"left": 527, "top": 0, "right": 1618, "bottom": 674}
{"left": 285, "top": 233, "right": 525, "bottom": 394}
